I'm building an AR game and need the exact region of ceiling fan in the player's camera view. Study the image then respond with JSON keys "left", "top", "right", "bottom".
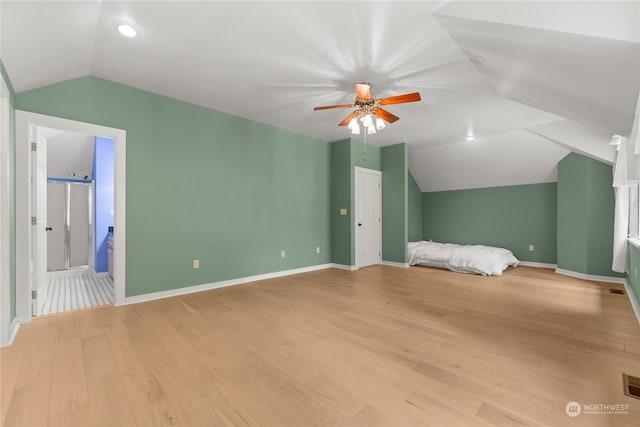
{"left": 313, "top": 82, "right": 421, "bottom": 134}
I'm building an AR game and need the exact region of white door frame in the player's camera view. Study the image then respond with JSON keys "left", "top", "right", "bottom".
{"left": 16, "top": 111, "right": 126, "bottom": 323}
{"left": 0, "top": 74, "right": 13, "bottom": 346}
{"left": 354, "top": 166, "right": 382, "bottom": 268}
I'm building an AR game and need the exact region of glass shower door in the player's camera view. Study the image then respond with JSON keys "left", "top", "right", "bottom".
{"left": 69, "top": 184, "right": 90, "bottom": 268}
{"left": 47, "top": 182, "right": 67, "bottom": 271}
{"left": 46, "top": 181, "right": 92, "bottom": 272}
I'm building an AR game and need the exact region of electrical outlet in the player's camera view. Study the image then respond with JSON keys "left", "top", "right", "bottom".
{"left": 281, "top": 250, "right": 286, "bottom": 258}
{"left": 193, "top": 259, "right": 199, "bottom": 269}
{"left": 316, "top": 246, "right": 320, "bottom": 254}
{"left": 528, "top": 244, "right": 535, "bottom": 252}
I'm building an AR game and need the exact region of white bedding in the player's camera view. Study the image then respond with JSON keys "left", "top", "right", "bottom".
{"left": 408, "top": 241, "right": 519, "bottom": 276}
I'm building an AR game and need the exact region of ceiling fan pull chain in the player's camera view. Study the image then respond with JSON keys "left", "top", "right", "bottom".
{"left": 364, "top": 130, "right": 367, "bottom": 162}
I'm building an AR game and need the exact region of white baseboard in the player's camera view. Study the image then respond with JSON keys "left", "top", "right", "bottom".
{"left": 623, "top": 280, "right": 640, "bottom": 326}
{"left": 330, "top": 264, "right": 358, "bottom": 271}
{"left": 555, "top": 268, "right": 626, "bottom": 284}
{"left": 518, "top": 261, "right": 557, "bottom": 269}
{"left": 381, "top": 260, "right": 410, "bottom": 268}
{"left": 123, "top": 263, "right": 335, "bottom": 305}
{"left": 1, "top": 317, "right": 20, "bottom": 348}
{"left": 9, "top": 318, "right": 19, "bottom": 346}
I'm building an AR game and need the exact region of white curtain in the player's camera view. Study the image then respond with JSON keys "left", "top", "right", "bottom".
{"left": 612, "top": 94, "right": 640, "bottom": 273}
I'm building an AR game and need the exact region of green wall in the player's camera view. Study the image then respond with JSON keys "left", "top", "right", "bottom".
{"left": 557, "top": 153, "right": 623, "bottom": 277}
{"left": 329, "top": 138, "right": 381, "bottom": 266}
{"left": 422, "top": 183, "right": 557, "bottom": 263}
{"left": 351, "top": 138, "right": 382, "bottom": 170}
{"left": 16, "top": 77, "right": 332, "bottom": 297}
{"left": 1, "top": 60, "right": 16, "bottom": 320}
{"left": 408, "top": 172, "right": 422, "bottom": 242}
{"left": 627, "top": 242, "right": 640, "bottom": 307}
{"left": 330, "top": 140, "right": 352, "bottom": 266}
{"left": 381, "top": 143, "right": 408, "bottom": 263}
{"left": 557, "top": 154, "right": 589, "bottom": 272}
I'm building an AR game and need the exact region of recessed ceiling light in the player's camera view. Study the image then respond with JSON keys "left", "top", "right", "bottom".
{"left": 114, "top": 21, "right": 140, "bottom": 38}
{"left": 466, "top": 135, "right": 475, "bottom": 141}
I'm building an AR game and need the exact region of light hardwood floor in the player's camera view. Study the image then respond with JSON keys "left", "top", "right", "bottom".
{"left": 2, "top": 265, "right": 639, "bottom": 426}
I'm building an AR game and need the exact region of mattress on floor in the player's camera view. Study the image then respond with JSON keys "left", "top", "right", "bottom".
{"left": 408, "top": 241, "right": 519, "bottom": 276}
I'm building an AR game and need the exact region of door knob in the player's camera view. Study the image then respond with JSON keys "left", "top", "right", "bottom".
{"left": 358, "top": 223, "right": 362, "bottom": 226}
{"left": 45, "top": 226, "right": 53, "bottom": 231}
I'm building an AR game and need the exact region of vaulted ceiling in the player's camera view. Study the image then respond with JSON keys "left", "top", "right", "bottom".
{"left": 2, "top": 1, "right": 639, "bottom": 191}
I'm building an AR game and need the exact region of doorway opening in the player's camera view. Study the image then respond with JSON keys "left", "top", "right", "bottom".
{"left": 39, "top": 128, "right": 115, "bottom": 315}
{"left": 16, "top": 111, "right": 126, "bottom": 322}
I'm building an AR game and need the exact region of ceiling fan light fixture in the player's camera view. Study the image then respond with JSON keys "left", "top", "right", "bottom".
{"left": 362, "top": 114, "right": 373, "bottom": 128}
{"left": 313, "top": 82, "right": 420, "bottom": 133}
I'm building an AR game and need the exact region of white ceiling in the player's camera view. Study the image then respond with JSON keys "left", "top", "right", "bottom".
{"left": 2, "top": 1, "right": 639, "bottom": 191}
{"left": 43, "top": 128, "right": 95, "bottom": 180}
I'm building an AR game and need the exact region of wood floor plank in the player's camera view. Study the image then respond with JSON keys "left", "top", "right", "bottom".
{"left": 3, "top": 378, "right": 51, "bottom": 427}
{"left": 13, "top": 326, "right": 56, "bottom": 389}
{"left": 48, "top": 406, "right": 93, "bottom": 427}
{"left": 475, "top": 401, "right": 544, "bottom": 427}
{"left": 48, "top": 338, "right": 90, "bottom": 419}
{"left": 107, "top": 335, "right": 188, "bottom": 426}
{"left": 85, "top": 372, "right": 136, "bottom": 426}
{"left": 2, "top": 265, "right": 639, "bottom": 426}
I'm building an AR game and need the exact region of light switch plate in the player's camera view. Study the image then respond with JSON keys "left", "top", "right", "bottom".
{"left": 340, "top": 208, "right": 347, "bottom": 215}
{"left": 109, "top": 208, "right": 114, "bottom": 216}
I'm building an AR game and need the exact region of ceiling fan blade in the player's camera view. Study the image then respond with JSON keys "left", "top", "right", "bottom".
{"left": 379, "top": 92, "right": 421, "bottom": 105}
{"left": 339, "top": 111, "right": 359, "bottom": 126}
{"left": 354, "top": 83, "right": 372, "bottom": 100}
{"left": 374, "top": 108, "right": 400, "bottom": 123}
{"left": 313, "top": 104, "right": 354, "bottom": 111}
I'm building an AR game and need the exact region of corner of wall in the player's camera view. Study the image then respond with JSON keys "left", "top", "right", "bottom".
{"left": 381, "top": 143, "right": 409, "bottom": 264}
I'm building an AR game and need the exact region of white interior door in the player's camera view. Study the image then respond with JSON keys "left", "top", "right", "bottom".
{"left": 355, "top": 167, "right": 381, "bottom": 268}
{"left": 32, "top": 128, "right": 47, "bottom": 315}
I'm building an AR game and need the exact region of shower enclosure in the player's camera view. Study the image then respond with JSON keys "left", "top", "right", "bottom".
{"left": 47, "top": 181, "right": 93, "bottom": 271}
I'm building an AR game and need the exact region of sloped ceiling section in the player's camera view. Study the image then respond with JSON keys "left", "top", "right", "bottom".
{"left": 526, "top": 119, "right": 616, "bottom": 165}
{"left": 409, "top": 130, "right": 570, "bottom": 192}
{"left": 411, "top": 0, "right": 639, "bottom": 191}
{"left": 0, "top": 1, "right": 101, "bottom": 92}
{"left": 433, "top": 13, "right": 639, "bottom": 137}
{"left": 2, "top": 1, "right": 638, "bottom": 192}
